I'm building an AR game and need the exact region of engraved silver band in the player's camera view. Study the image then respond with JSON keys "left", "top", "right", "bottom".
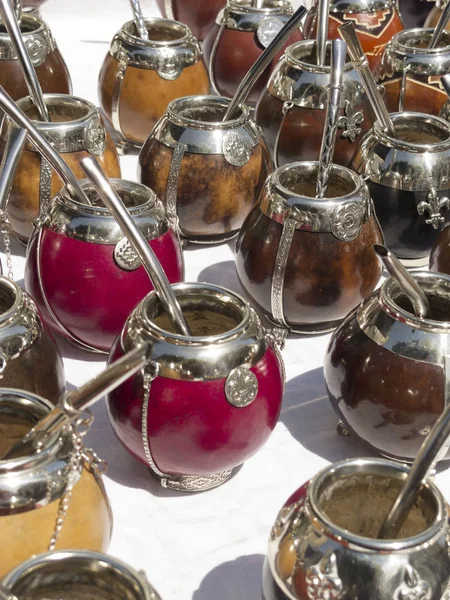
{"left": 273, "top": 101, "right": 293, "bottom": 169}
{"left": 270, "top": 211, "right": 298, "bottom": 328}
{"left": 166, "top": 142, "right": 185, "bottom": 238}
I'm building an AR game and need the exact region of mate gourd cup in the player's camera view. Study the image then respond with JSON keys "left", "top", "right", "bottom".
{"left": 107, "top": 282, "right": 285, "bottom": 492}
{"left": 0, "top": 14, "right": 71, "bottom": 109}
{"left": 351, "top": 111, "right": 450, "bottom": 263}
{"left": 0, "top": 275, "right": 64, "bottom": 402}
{"left": 156, "top": 0, "right": 226, "bottom": 41}
{"left": 0, "top": 93, "right": 121, "bottom": 243}
{"left": 255, "top": 40, "right": 374, "bottom": 168}
{"left": 263, "top": 458, "right": 450, "bottom": 600}
{"left": 304, "top": 0, "right": 404, "bottom": 73}
{"left": 25, "top": 178, "right": 184, "bottom": 354}
{"left": 377, "top": 28, "right": 450, "bottom": 116}
{"left": 98, "top": 17, "right": 209, "bottom": 151}
{"left": 203, "top": 0, "right": 302, "bottom": 106}
{"left": 236, "top": 161, "right": 383, "bottom": 334}
{"left": 0, "top": 389, "right": 112, "bottom": 577}
{"left": 139, "top": 95, "right": 272, "bottom": 244}
{"left": 2, "top": 551, "right": 162, "bottom": 600}
{"left": 325, "top": 271, "right": 450, "bottom": 462}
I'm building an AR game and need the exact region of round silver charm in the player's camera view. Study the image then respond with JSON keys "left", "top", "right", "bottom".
{"left": 114, "top": 238, "right": 141, "bottom": 271}
{"left": 331, "top": 201, "right": 365, "bottom": 242}
{"left": 222, "top": 132, "right": 252, "bottom": 167}
{"left": 156, "top": 53, "right": 183, "bottom": 81}
{"left": 83, "top": 118, "right": 106, "bottom": 156}
{"left": 24, "top": 35, "right": 47, "bottom": 66}
{"left": 225, "top": 367, "right": 258, "bottom": 408}
{"left": 257, "top": 17, "right": 284, "bottom": 49}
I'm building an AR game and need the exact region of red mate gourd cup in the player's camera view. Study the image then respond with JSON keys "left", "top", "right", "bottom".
{"left": 203, "top": 0, "right": 303, "bottom": 106}
{"left": 156, "top": 0, "right": 226, "bottom": 41}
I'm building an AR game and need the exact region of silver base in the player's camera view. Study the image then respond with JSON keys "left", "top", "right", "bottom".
{"left": 266, "top": 315, "right": 342, "bottom": 336}
{"left": 150, "top": 468, "right": 234, "bottom": 492}
{"left": 186, "top": 230, "right": 239, "bottom": 245}
{"left": 399, "top": 254, "right": 430, "bottom": 269}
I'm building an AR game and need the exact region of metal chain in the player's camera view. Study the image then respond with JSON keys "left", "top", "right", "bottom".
{"left": 0, "top": 210, "right": 13, "bottom": 280}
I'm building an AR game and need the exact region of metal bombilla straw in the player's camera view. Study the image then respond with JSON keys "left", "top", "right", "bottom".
{"left": 316, "top": 0, "right": 329, "bottom": 67}
{"left": 0, "top": 584, "right": 19, "bottom": 600}
{"left": 223, "top": 4, "right": 307, "bottom": 121}
{"left": 429, "top": 0, "right": 450, "bottom": 49}
{"left": 373, "top": 244, "right": 430, "bottom": 319}
{"left": 338, "top": 21, "right": 396, "bottom": 137}
{"left": 0, "top": 0, "right": 49, "bottom": 121}
{"left": 81, "top": 155, "right": 191, "bottom": 337}
{"left": 3, "top": 344, "right": 153, "bottom": 460}
{"left": 0, "top": 86, "right": 89, "bottom": 205}
{"left": 12, "top": 0, "right": 20, "bottom": 24}
{"left": 129, "top": 0, "right": 149, "bottom": 41}
{"left": 378, "top": 355, "right": 450, "bottom": 539}
{"left": 316, "top": 39, "right": 346, "bottom": 199}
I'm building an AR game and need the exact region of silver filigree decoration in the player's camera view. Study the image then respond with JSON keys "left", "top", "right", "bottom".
{"left": 394, "top": 565, "right": 432, "bottom": 600}
{"left": 24, "top": 35, "right": 47, "bottom": 66}
{"left": 225, "top": 367, "right": 258, "bottom": 408}
{"left": 257, "top": 17, "right": 284, "bottom": 48}
{"left": 222, "top": 132, "right": 252, "bottom": 167}
{"left": 331, "top": 201, "right": 365, "bottom": 242}
{"left": 417, "top": 189, "right": 450, "bottom": 229}
{"left": 83, "top": 118, "right": 106, "bottom": 156}
{"left": 114, "top": 238, "right": 141, "bottom": 271}
{"left": 306, "top": 551, "right": 344, "bottom": 600}
{"left": 338, "top": 101, "right": 364, "bottom": 143}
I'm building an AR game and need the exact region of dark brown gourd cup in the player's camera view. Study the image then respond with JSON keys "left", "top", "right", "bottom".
{"left": 155, "top": 0, "right": 226, "bottom": 41}
{"left": 235, "top": 161, "right": 383, "bottom": 334}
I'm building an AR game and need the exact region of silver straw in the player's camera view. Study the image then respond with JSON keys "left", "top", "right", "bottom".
{"left": 81, "top": 156, "right": 191, "bottom": 336}
{"left": 316, "top": 39, "right": 346, "bottom": 198}
{"left": 429, "top": 0, "right": 450, "bottom": 49}
{"left": 223, "top": 5, "right": 307, "bottom": 121}
{"left": 0, "top": 126, "right": 27, "bottom": 213}
{"left": 373, "top": 244, "right": 430, "bottom": 319}
{"left": 129, "top": 0, "right": 149, "bottom": 40}
{"left": 316, "top": 0, "right": 329, "bottom": 66}
{"left": 0, "top": 0, "right": 50, "bottom": 121}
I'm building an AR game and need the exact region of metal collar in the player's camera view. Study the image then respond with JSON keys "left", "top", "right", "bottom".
{"left": 0, "top": 94, "right": 107, "bottom": 155}
{"left": 218, "top": 0, "right": 292, "bottom": 31}
{"left": 268, "top": 40, "right": 367, "bottom": 108}
{"left": 0, "top": 390, "right": 81, "bottom": 515}
{"left": 110, "top": 17, "right": 202, "bottom": 78}
{"left": 328, "top": 0, "right": 396, "bottom": 13}
{"left": 2, "top": 551, "right": 161, "bottom": 600}
{"left": 151, "top": 95, "right": 261, "bottom": 154}
{"left": 45, "top": 179, "right": 169, "bottom": 245}
{"left": 0, "top": 14, "right": 55, "bottom": 66}
{"left": 259, "top": 161, "right": 371, "bottom": 240}
{"left": 381, "top": 28, "right": 450, "bottom": 77}
{"left": 122, "top": 282, "right": 268, "bottom": 380}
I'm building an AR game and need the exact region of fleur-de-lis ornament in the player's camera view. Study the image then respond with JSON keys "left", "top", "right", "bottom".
{"left": 225, "top": 367, "right": 258, "bottom": 408}
{"left": 394, "top": 565, "right": 432, "bottom": 600}
{"left": 305, "top": 551, "right": 344, "bottom": 600}
{"left": 338, "top": 101, "right": 364, "bottom": 143}
{"left": 417, "top": 189, "right": 450, "bottom": 229}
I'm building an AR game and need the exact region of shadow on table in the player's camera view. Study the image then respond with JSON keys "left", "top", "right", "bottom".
{"left": 197, "top": 260, "right": 242, "bottom": 294}
{"left": 193, "top": 554, "right": 265, "bottom": 600}
{"left": 56, "top": 336, "right": 108, "bottom": 363}
{"left": 280, "top": 367, "right": 373, "bottom": 463}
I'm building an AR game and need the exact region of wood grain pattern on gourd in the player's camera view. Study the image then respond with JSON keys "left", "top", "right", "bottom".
{"left": 304, "top": 7, "right": 404, "bottom": 72}
{"left": 139, "top": 138, "right": 271, "bottom": 238}
{"left": 236, "top": 209, "right": 383, "bottom": 326}
{"left": 4, "top": 134, "right": 120, "bottom": 242}
{"left": 0, "top": 50, "right": 71, "bottom": 101}
{"left": 0, "top": 466, "right": 112, "bottom": 577}
{"left": 255, "top": 93, "right": 374, "bottom": 167}
{"left": 430, "top": 224, "right": 450, "bottom": 274}
{"left": 99, "top": 53, "right": 209, "bottom": 145}
{"left": 425, "top": 5, "right": 450, "bottom": 29}
{"left": 382, "top": 77, "right": 447, "bottom": 116}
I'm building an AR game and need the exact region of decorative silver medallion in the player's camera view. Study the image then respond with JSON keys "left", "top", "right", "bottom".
{"left": 83, "top": 118, "right": 106, "bottom": 156}
{"left": 25, "top": 35, "right": 47, "bottom": 66}
{"left": 222, "top": 132, "right": 252, "bottom": 167}
{"left": 225, "top": 367, "right": 258, "bottom": 408}
{"left": 306, "top": 551, "right": 344, "bottom": 600}
{"left": 331, "top": 201, "right": 365, "bottom": 242}
{"left": 257, "top": 17, "right": 284, "bottom": 48}
{"left": 338, "top": 100, "right": 364, "bottom": 143}
{"left": 114, "top": 238, "right": 141, "bottom": 271}
{"left": 270, "top": 497, "right": 305, "bottom": 540}
{"left": 417, "top": 189, "right": 450, "bottom": 229}
{"left": 156, "top": 52, "right": 183, "bottom": 81}
{"left": 394, "top": 565, "right": 432, "bottom": 600}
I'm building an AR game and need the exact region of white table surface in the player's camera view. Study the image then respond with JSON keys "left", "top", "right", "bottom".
{"left": 5, "top": 1, "right": 449, "bottom": 598}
